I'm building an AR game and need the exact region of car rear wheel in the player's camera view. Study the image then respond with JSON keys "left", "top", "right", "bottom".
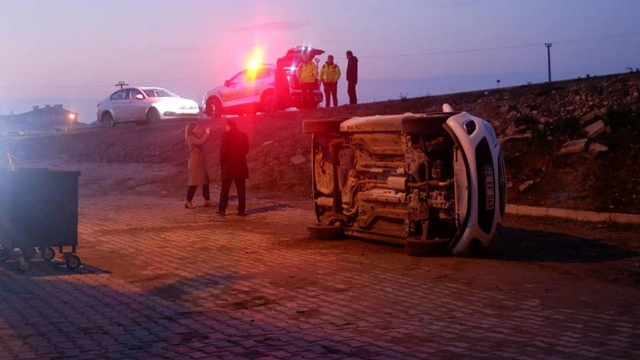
{"left": 261, "top": 90, "right": 277, "bottom": 115}
{"left": 102, "top": 113, "right": 115, "bottom": 128}
{"left": 208, "top": 98, "right": 222, "bottom": 119}
{"left": 307, "top": 223, "right": 344, "bottom": 240}
{"left": 147, "top": 108, "right": 160, "bottom": 124}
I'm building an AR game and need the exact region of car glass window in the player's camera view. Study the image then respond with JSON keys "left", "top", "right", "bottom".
{"left": 111, "top": 90, "right": 127, "bottom": 100}
{"left": 154, "top": 88, "right": 177, "bottom": 97}
{"left": 229, "top": 71, "right": 248, "bottom": 85}
{"left": 128, "top": 89, "right": 143, "bottom": 99}
{"left": 255, "top": 68, "right": 271, "bottom": 79}
{"left": 143, "top": 88, "right": 177, "bottom": 97}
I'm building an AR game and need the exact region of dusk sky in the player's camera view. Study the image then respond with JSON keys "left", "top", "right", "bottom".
{"left": 1, "top": 0, "right": 639, "bottom": 122}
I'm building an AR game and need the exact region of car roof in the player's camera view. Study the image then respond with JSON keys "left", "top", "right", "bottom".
{"left": 246, "top": 63, "right": 276, "bottom": 70}
{"left": 286, "top": 46, "right": 325, "bottom": 57}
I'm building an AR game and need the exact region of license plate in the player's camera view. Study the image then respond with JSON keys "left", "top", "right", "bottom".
{"left": 483, "top": 164, "right": 495, "bottom": 210}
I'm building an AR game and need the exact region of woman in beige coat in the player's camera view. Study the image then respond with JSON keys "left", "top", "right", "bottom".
{"left": 184, "top": 122, "right": 212, "bottom": 209}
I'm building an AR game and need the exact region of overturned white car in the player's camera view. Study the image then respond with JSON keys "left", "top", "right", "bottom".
{"left": 302, "top": 105, "right": 506, "bottom": 256}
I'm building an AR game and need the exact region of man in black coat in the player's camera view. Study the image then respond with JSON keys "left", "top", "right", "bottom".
{"left": 346, "top": 50, "right": 359, "bottom": 105}
{"left": 217, "top": 119, "right": 249, "bottom": 216}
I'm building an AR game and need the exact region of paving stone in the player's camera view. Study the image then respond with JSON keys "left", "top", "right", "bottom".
{"left": 0, "top": 161, "right": 638, "bottom": 359}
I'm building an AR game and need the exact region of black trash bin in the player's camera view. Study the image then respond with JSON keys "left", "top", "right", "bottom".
{"left": 0, "top": 168, "right": 81, "bottom": 272}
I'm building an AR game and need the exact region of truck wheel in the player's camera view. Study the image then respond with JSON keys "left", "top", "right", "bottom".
{"left": 405, "top": 238, "right": 450, "bottom": 257}
{"left": 307, "top": 223, "right": 344, "bottom": 240}
{"left": 401, "top": 116, "right": 444, "bottom": 135}
{"left": 303, "top": 119, "right": 346, "bottom": 134}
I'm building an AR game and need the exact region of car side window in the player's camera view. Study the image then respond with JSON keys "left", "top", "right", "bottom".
{"left": 229, "top": 71, "right": 248, "bottom": 85}
{"left": 256, "top": 68, "right": 272, "bottom": 79}
{"left": 111, "top": 90, "right": 127, "bottom": 100}
{"left": 128, "top": 89, "right": 143, "bottom": 99}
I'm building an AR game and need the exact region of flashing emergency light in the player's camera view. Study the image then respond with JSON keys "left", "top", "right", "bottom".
{"left": 245, "top": 46, "right": 265, "bottom": 81}
{"left": 246, "top": 47, "right": 264, "bottom": 70}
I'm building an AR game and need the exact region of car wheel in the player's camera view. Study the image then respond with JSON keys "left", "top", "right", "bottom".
{"left": 261, "top": 90, "right": 277, "bottom": 115}
{"left": 302, "top": 118, "right": 347, "bottom": 134}
{"left": 405, "top": 238, "right": 450, "bottom": 257}
{"left": 401, "top": 115, "right": 444, "bottom": 135}
{"left": 147, "top": 108, "right": 160, "bottom": 124}
{"left": 307, "top": 223, "right": 344, "bottom": 240}
{"left": 102, "top": 113, "right": 115, "bottom": 128}
{"left": 208, "top": 98, "right": 222, "bottom": 119}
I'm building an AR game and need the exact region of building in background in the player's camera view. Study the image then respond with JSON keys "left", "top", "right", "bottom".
{"left": 0, "top": 104, "right": 79, "bottom": 134}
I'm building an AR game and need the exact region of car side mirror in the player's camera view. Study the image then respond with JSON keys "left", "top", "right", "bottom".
{"left": 135, "top": 94, "right": 144, "bottom": 100}
{"left": 224, "top": 80, "right": 231, "bottom": 87}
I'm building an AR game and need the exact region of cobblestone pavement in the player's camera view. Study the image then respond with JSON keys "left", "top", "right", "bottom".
{"left": 1, "top": 163, "right": 639, "bottom": 359}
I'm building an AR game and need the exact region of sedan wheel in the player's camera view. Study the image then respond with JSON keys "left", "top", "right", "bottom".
{"left": 102, "top": 113, "right": 115, "bottom": 128}
{"left": 147, "top": 108, "right": 160, "bottom": 124}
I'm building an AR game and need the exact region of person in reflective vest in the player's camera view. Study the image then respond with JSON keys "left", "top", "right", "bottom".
{"left": 295, "top": 54, "right": 318, "bottom": 108}
{"left": 320, "top": 55, "right": 341, "bottom": 107}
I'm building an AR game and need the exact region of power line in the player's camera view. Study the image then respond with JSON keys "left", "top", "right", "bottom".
{"left": 360, "top": 30, "right": 640, "bottom": 59}
{"left": 1, "top": 30, "right": 638, "bottom": 89}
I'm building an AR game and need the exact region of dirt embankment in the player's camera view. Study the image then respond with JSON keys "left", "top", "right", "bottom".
{"left": 2, "top": 71, "right": 639, "bottom": 213}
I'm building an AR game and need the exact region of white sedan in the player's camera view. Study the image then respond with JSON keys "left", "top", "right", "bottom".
{"left": 97, "top": 87, "right": 199, "bottom": 127}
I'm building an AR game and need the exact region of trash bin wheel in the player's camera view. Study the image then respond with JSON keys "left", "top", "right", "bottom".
{"left": 40, "top": 247, "right": 55, "bottom": 262}
{"left": 65, "top": 255, "right": 81, "bottom": 270}
{"left": 15, "top": 255, "right": 30, "bottom": 272}
{"left": 0, "top": 247, "right": 8, "bottom": 263}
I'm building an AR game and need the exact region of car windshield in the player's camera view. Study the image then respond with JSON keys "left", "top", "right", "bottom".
{"left": 142, "top": 88, "right": 178, "bottom": 98}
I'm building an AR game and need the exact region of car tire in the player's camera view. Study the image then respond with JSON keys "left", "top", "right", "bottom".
{"left": 147, "top": 108, "right": 160, "bottom": 124}
{"left": 102, "top": 113, "right": 115, "bottom": 128}
{"left": 307, "top": 223, "right": 344, "bottom": 240}
{"left": 405, "top": 238, "right": 450, "bottom": 257}
{"left": 208, "top": 98, "right": 222, "bottom": 119}
{"left": 401, "top": 115, "right": 444, "bottom": 135}
{"left": 260, "top": 90, "right": 277, "bottom": 116}
{"left": 302, "top": 118, "right": 346, "bottom": 134}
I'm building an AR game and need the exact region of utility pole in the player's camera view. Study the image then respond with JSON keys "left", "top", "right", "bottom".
{"left": 115, "top": 81, "right": 129, "bottom": 89}
{"left": 545, "top": 43, "right": 552, "bottom": 82}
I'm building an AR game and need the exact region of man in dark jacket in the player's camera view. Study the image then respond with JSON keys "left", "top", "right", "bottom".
{"left": 217, "top": 119, "right": 249, "bottom": 216}
{"left": 346, "top": 50, "right": 359, "bottom": 105}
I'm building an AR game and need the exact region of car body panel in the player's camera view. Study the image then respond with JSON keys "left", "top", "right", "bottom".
{"left": 202, "top": 66, "right": 276, "bottom": 116}
{"left": 97, "top": 87, "right": 198, "bottom": 125}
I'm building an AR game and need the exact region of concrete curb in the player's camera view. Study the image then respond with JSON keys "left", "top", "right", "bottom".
{"left": 505, "top": 204, "right": 640, "bottom": 225}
